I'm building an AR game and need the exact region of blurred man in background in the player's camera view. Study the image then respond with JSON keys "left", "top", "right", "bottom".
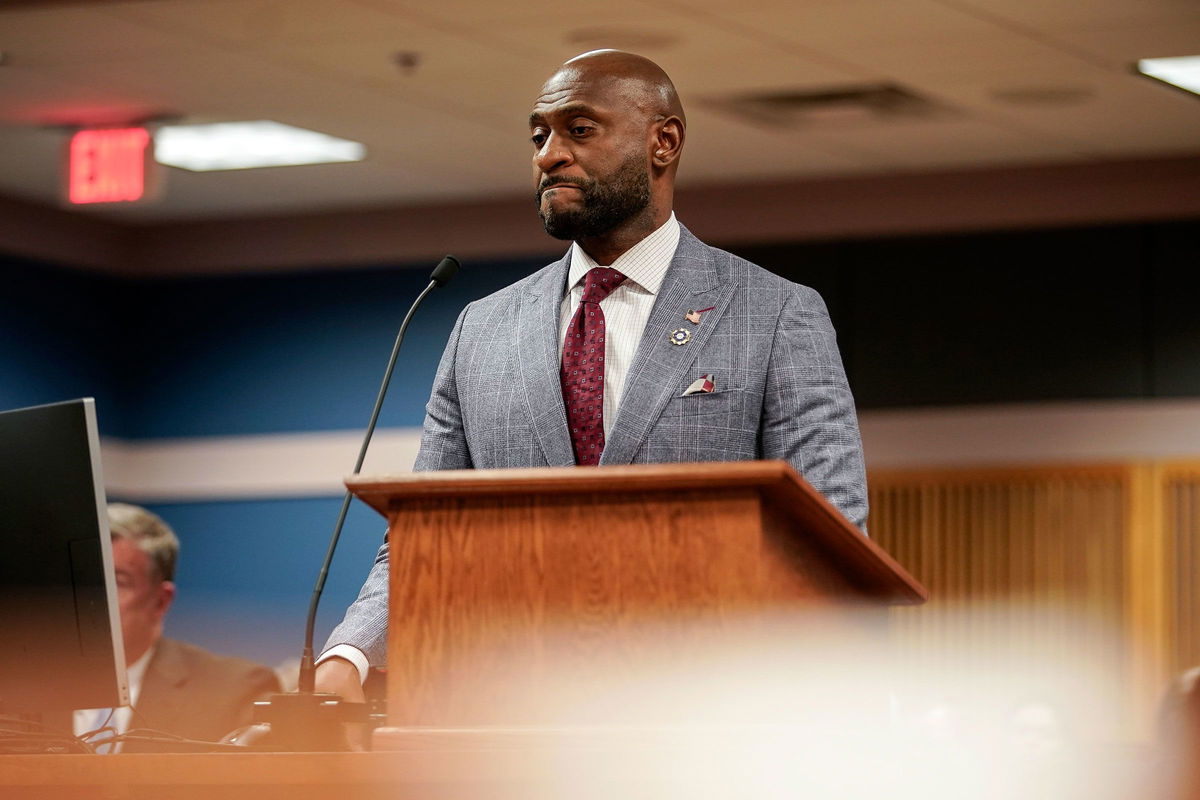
{"left": 75, "top": 503, "right": 278, "bottom": 752}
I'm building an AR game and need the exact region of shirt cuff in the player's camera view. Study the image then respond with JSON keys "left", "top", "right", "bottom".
{"left": 316, "top": 644, "right": 370, "bottom": 686}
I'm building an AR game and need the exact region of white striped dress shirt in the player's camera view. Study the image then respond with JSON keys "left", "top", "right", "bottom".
{"left": 320, "top": 214, "right": 684, "bottom": 684}
{"left": 558, "top": 213, "right": 681, "bottom": 438}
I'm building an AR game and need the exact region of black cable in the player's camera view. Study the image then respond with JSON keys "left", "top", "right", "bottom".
{"left": 0, "top": 719, "right": 96, "bottom": 755}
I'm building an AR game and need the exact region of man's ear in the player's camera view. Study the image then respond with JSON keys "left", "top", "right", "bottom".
{"left": 651, "top": 116, "right": 685, "bottom": 168}
{"left": 156, "top": 580, "right": 176, "bottom": 618}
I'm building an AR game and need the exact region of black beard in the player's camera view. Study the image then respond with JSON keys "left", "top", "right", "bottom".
{"left": 536, "top": 151, "right": 651, "bottom": 241}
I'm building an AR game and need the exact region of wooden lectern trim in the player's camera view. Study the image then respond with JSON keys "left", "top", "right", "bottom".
{"left": 348, "top": 461, "right": 795, "bottom": 501}
{"left": 346, "top": 461, "right": 927, "bottom": 604}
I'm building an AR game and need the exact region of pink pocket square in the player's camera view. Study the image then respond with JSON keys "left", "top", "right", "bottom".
{"left": 682, "top": 374, "right": 715, "bottom": 396}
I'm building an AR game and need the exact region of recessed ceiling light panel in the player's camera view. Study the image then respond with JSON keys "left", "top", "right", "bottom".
{"left": 154, "top": 120, "right": 366, "bottom": 172}
{"left": 1136, "top": 55, "right": 1200, "bottom": 97}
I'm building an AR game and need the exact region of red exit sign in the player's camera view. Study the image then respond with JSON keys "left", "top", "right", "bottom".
{"left": 67, "top": 127, "right": 152, "bottom": 204}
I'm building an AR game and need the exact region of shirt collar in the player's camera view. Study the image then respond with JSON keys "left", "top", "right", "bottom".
{"left": 567, "top": 212, "right": 680, "bottom": 296}
{"left": 126, "top": 642, "right": 156, "bottom": 703}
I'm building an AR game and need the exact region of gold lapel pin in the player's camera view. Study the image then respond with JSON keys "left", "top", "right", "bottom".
{"left": 670, "top": 328, "right": 691, "bottom": 346}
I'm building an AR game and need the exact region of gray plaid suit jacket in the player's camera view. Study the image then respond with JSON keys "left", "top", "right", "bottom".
{"left": 324, "top": 226, "right": 867, "bottom": 666}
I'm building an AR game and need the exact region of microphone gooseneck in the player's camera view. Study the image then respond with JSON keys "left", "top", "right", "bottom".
{"left": 297, "top": 255, "right": 460, "bottom": 695}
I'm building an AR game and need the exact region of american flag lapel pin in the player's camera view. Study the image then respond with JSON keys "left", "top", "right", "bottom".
{"left": 685, "top": 306, "right": 716, "bottom": 325}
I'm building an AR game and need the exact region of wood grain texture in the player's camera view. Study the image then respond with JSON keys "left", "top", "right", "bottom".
{"left": 383, "top": 490, "right": 814, "bottom": 725}
{"left": 867, "top": 462, "right": 1200, "bottom": 740}
{"left": 348, "top": 461, "right": 926, "bottom": 603}
{"left": 344, "top": 463, "right": 925, "bottom": 727}
{"left": 1164, "top": 463, "right": 1200, "bottom": 677}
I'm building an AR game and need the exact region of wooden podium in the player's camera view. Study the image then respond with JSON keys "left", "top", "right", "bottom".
{"left": 0, "top": 462, "right": 928, "bottom": 800}
{"left": 343, "top": 461, "right": 926, "bottom": 734}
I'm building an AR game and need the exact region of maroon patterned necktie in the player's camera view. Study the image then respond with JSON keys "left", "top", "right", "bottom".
{"left": 561, "top": 266, "right": 627, "bottom": 466}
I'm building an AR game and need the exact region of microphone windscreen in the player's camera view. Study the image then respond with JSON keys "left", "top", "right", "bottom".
{"left": 430, "top": 255, "right": 460, "bottom": 286}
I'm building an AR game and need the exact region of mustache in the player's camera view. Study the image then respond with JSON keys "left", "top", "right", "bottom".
{"left": 537, "top": 175, "right": 592, "bottom": 200}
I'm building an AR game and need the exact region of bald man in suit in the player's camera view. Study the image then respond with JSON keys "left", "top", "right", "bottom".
{"left": 315, "top": 50, "right": 867, "bottom": 702}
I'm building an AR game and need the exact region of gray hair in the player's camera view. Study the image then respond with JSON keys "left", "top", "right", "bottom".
{"left": 107, "top": 502, "right": 179, "bottom": 582}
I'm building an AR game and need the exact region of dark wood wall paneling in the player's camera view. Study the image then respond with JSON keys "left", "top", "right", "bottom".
{"left": 4, "top": 218, "right": 1196, "bottom": 415}
{"left": 727, "top": 219, "right": 1200, "bottom": 410}
{"left": 1149, "top": 221, "right": 1200, "bottom": 397}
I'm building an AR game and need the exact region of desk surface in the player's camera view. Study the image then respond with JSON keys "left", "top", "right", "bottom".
{"left": 0, "top": 732, "right": 720, "bottom": 800}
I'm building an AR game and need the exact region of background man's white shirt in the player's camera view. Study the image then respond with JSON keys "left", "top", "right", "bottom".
{"left": 74, "top": 645, "right": 154, "bottom": 751}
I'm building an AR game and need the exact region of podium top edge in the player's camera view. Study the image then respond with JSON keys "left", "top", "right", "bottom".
{"left": 345, "top": 460, "right": 796, "bottom": 496}
{"left": 346, "top": 461, "right": 928, "bottom": 605}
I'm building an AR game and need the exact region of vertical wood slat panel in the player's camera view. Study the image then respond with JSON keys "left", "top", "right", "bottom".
{"left": 1125, "top": 464, "right": 1168, "bottom": 739}
{"left": 868, "top": 465, "right": 1137, "bottom": 735}
{"left": 1163, "top": 464, "right": 1200, "bottom": 677}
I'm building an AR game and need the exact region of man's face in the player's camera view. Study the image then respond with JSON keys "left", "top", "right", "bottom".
{"left": 111, "top": 537, "right": 174, "bottom": 667}
{"left": 530, "top": 70, "right": 652, "bottom": 240}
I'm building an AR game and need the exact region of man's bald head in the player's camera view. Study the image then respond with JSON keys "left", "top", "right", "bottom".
{"left": 555, "top": 49, "right": 686, "bottom": 126}
{"left": 529, "top": 50, "right": 687, "bottom": 259}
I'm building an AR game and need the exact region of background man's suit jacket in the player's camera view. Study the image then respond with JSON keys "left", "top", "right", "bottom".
{"left": 121, "top": 638, "right": 279, "bottom": 753}
{"left": 325, "top": 226, "right": 868, "bottom": 666}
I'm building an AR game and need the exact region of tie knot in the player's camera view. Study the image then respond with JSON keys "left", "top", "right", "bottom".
{"left": 580, "top": 267, "right": 626, "bottom": 304}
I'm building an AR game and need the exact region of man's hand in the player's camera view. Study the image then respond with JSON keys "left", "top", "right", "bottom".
{"left": 314, "top": 656, "right": 365, "bottom": 703}
{"left": 313, "top": 657, "right": 368, "bottom": 750}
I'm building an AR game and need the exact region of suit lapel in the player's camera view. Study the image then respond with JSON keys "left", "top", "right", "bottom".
{"left": 601, "top": 228, "right": 734, "bottom": 465}
{"left": 516, "top": 252, "right": 577, "bottom": 467}
{"left": 130, "top": 640, "right": 188, "bottom": 738}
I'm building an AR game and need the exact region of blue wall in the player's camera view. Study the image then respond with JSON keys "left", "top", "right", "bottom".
{"left": 1, "top": 251, "right": 543, "bottom": 668}
{"left": 1, "top": 258, "right": 121, "bottom": 416}
{"left": 144, "top": 497, "right": 388, "bottom": 669}
{"left": 111, "top": 257, "right": 535, "bottom": 439}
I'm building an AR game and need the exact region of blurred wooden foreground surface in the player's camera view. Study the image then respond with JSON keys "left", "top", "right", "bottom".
{"left": 3, "top": 744, "right": 746, "bottom": 800}
{"left": 1, "top": 747, "right": 719, "bottom": 800}
{"left": 0, "top": 736, "right": 1187, "bottom": 800}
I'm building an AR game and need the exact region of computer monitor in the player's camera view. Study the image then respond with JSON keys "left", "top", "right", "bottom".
{"left": 0, "top": 398, "right": 129, "bottom": 712}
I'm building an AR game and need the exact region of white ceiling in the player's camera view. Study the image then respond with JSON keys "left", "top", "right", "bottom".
{"left": 0, "top": 0, "right": 1197, "bottom": 223}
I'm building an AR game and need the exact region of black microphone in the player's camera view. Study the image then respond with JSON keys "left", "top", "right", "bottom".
{"left": 428, "top": 255, "right": 460, "bottom": 287}
{"left": 248, "top": 256, "right": 459, "bottom": 751}
{"left": 298, "top": 254, "right": 460, "bottom": 694}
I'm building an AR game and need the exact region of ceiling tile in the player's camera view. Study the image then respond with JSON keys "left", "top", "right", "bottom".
{"left": 106, "top": 0, "right": 428, "bottom": 46}
{"left": 679, "top": 108, "right": 875, "bottom": 183}
{"left": 0, "top": 65, "right": 148, "bottom": 125}
{"left": 0, "top": 6, "right": 184, "bottom": 65}
{"left": 254, "top": 34, "right": 548, "bottom": 120}
{"left": 796, "top": 117, "right": 1087, "bottom": 170}
{"left": 981, "top": 77, "right": 1200, "bottom": 157}
{"left": 822, "top": 29, "right": 1110, "bottom": 83}
{"left": 940, "top": 0, "right": 1200, "bottom": 32}
{"left": 727, "top": 0, "right": 1010, "bottom": 55}
{"left": 1055, "top": 20, "right": 1200, "bottom": 67}
{"left": 0, "top": 127, "right": 68, "bottom": 206}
